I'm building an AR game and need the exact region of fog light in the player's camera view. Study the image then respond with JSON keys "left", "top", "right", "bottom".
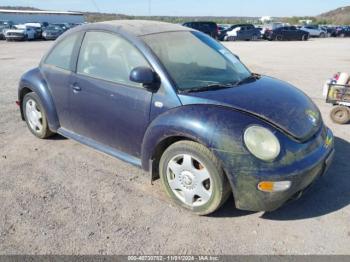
{"left": 257, "top": 181, "right": 291, "bottom": 192}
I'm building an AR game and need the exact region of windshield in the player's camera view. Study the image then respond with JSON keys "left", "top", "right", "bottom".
{"left": 47, "top": 26, "right": 61, "bottom": 31}
{"left": 142, "top": 31, "right": 251, "bottom": 92}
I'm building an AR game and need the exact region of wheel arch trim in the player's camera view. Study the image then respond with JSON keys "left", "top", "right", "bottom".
{"left": 18, "top": 68, "right": 60, "bottom": 132}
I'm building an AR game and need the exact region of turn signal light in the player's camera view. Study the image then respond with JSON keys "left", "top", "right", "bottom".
{"left": 258, "top": 181, "right": 291, "bottom": 192}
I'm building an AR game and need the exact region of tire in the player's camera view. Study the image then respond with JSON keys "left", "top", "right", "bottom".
{"left": 330, "top": 106, "right": 350, "bottom": 124}
{"left": 23, "top": 92, "right": 54, "bottom": 139}
{"left": 340, "top": 33, "right": 345, "bottom": 38}
{"left": 159, "top": 141, "right": 231, "bottom": 215}
{"left": 319, "top": 33, "right": 326, "bottom": 38}
{"left": 275, "top": 35, "right": 283, "bottom": 41}
{"left": 301, "top": 34, "right": 308, "bottom": 41}
{"left": 227, "top": 36, "right": 236, "bottom": 41}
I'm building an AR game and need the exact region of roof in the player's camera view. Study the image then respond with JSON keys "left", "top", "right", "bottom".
{"left": 0, "top": 9, "right": 83, "bottom": 15}
{"left": 98, "top": 20, "right": 191, "bottom": 36}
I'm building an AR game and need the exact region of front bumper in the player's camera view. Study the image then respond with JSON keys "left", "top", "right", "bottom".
{"left": 215, "top": 127, "right": 335, "bottom": 212}
{"left": 43, "top": 35, "right": 58, "bottom": 40}
{"left": 6, "top": 35, "right": 25, "bottom": 41}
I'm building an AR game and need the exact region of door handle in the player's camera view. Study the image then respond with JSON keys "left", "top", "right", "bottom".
{"left": 71, "top": 84, "right": 82, "bottom": 93}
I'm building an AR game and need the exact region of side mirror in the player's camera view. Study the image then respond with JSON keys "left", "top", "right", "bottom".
{"left": 130, "top": 66, "right": 156, "bottom": 86}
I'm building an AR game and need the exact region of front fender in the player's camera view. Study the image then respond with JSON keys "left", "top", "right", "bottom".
{"left": 141, "top": 105, "right": 217, "bottom": 171}
{"left": 141, "top": 104, "right": 258, "bottom": 172}
{"left": 18, "top": 67, "right": 60, "bottom": 131}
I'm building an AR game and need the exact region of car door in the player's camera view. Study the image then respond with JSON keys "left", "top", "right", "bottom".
{"left": 289, "top": 26, "right": 299, "bottom": 40}
{"left": 69, "top": 31, "right": 153, "bottom": 157}
{"left": 281, "top": 27, "right": 291, "bottom": 40}
{"left": 41, "top": 32, "right": 83, "bottom": 131}
{"left": 246, "top": 25, "right": 255, "bottom": 39}
{"left": 306, "top": 26, "right": 316, "bottom": 36}
{"left": 234, "top": 26, "right": 242, "bottom": 40}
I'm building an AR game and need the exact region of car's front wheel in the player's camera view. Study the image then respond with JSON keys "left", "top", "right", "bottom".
{"left": 23, "top": 92, "right": 53, "bottom": 139}
{"left": 159, "top": 141, "right": 231, "bottom": 215}
{"left": 301, "top": 34, "right": 308, "bottom": 41}
{"left": 275, "top": 35, "right": 283, "bottom": 41}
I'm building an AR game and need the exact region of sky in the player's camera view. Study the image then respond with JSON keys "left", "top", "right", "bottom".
{"left": 0, "top": 0, "right": 349, "bottom": 17}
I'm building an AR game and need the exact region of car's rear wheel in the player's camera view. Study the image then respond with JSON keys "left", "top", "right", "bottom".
{"left": 159, "top": 141, "right": 231, "bottom": 215}
{"left": 23, "top": 92, "right": 54, "bottom": 139}
{"left": 319, "top": 32, "right": 326, "bottom": 38}
{"left": 330, "top": 106, "right": 350, "bottom": 124}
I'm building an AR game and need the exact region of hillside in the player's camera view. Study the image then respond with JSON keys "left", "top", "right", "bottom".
{"left": 318, "top": 6, "right": 350, "bottom": 24}
{"left": 1, "top": 5, "right": 350, "bottom": 25}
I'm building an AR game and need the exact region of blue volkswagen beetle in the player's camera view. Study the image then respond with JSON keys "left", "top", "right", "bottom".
{"left": 18, "top": 20, "right": 335, "bottom": 215}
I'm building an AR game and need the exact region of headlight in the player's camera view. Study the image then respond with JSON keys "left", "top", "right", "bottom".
{"left": 244, "top": 125, "right": 280, "bottom": 161}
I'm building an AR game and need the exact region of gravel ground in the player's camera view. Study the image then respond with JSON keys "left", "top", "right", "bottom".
{"left": 0, "top": 38, "right": 349, "bottom": 255}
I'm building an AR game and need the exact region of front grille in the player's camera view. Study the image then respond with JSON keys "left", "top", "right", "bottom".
{"left": 8, "top": 32, "right": 23, "bottom": 37}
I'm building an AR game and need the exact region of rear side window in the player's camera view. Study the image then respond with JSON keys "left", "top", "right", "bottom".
{"left": 44, "top": 33, "right": 79, "bottom": 71}
{"left": 77, "top": 31, "right": 149, "bottom": 87}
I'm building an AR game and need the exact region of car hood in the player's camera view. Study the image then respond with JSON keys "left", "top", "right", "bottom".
{"left": 178, "top": 76, "right": 321, "bottom": 141}
{"left": 44, "top": 30, "right": 60, "bottom": 34}
{"left": 6, "top": 29, "right": 25, "bottom": 33}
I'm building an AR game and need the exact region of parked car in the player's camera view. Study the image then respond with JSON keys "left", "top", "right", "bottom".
{"left": 0, "top": 25, "right": 10, "bottom": 40}
{"left": 0, "top": 20, "right": 14, "bottom": 40}
{"left": 264, "top": 26, "right": 309, "bottom": 41}
{"left": 334, "top": 26, "right": 350, "bottom": 37}
{"left": 4, "top": 25, "right": 36, "bottom": 41}
{"left": 320, "top": 26, "right": 337, "bottom": 37}
{"left": 182, "top": 21, "right": 219, "bottom": 39}
{"left": 42, "top": 25, "right": 64, "bottom": 40}
{"left": 17, "top": 20, "right": 334, "bottom": 215}
{"left": 300, "top": 25, "right": 327, "bottom": 38}
{"left": 52, "top": 23, "right": 70, "bottom": 32}
{"left": 0, "top": 20, "right": 14, "bottom": 28}
{"left": 261, "top": 22, "right": 286, "bottom": 36}
{"left": 23, "top": 23, "right": 43, "bottom": 39}
{"left": 222, "top": 24, "right": 261, "bottom": 41}
{"left": 217, "top": 24, "right": 231, "bottom": 39}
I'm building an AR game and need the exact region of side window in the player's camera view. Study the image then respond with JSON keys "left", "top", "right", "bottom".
{"left": 77, "top": 31, "right": 150, "bottom": 87}
{"left": 44, "top": 33, "right": 79, "bottom": 71}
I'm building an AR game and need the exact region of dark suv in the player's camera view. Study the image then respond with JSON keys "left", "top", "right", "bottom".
{"left": 182, "top": 21, "right": 219, "bottom": 39}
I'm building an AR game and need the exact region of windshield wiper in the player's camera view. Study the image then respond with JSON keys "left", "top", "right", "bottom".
{"left": 180, "top": 74, "right": 261, "bottom": 93}
{"left": 182, "top": 82, "right": 235, "bottom": 93}
{"left": 234, "top": 73, "right": 260, "bottom": 86}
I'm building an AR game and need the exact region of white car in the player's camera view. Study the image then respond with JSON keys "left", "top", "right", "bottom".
{"left": 261, "top": 22, "right": 287, "bottom": 35}
{"left": 4, "top": 25, "right": 36, "bottom": 41}
{"left": 300, "top": 25, "right": 327, "bottom": 38}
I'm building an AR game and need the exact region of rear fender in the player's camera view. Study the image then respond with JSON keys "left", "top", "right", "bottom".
{"left": 18, "top": 67, "right": 60, "bottom": 131}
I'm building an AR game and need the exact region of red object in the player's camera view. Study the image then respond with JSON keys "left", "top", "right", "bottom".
{"left": 334, "top": 72, "right": 340, "bottom": 81}
{"left": 16, "top": 101, "right": 20, "bottom": 106}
